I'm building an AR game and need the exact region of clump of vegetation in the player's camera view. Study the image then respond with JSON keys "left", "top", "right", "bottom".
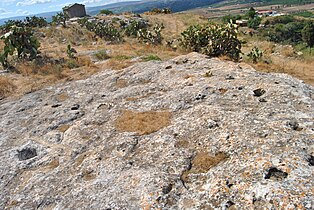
{"left": 247, "top": 46, "right": 263, "bottom": 63}
{"left": 95, "top": 23, "right": 122, "bottom": 42}
{"left": 79, "top": 20, "right": 122, "bottom": 43}
{"left": 180, "top": 22, "right": 242, "bottom": 61}
{"left": 66, "top": 59, "right": 80, "bottom": 69}
{"left": 142, "top": 54, "right": 161, "bottom": 61}
{"left": 98, "top": 9, "right": 114, "bottom": 15}
{"left": 0, "top": 20, "right": 24, "bottom": 33}
{"left": 0, "top": 16, "right": 47, "bottom": 33}
{"left": 0, "top": 25, "right": 40, "bottom": 68}
{"left": 67, "top": 44, "right": 77, "bottom": 59}
{"left": 246, "top": 7, "right": 261, "bottom": 29}
{"left": 301, "top": 22, "right": 314, "bottom": 47}
{"left": 94, "top": 50, "right": 110, "bottom": 60}
{"left": 0, "top": 76, "right": 16, "bottom": 99}
{"left": 260, "top": 16, "right": 313, "bottom": 46}
{"left": 222, "top": 14, "right": 241, "bottom": 24}
{"left": 24, "top": 16, "right": 48, "bottom": 28}
{"left": 150, "top": 8, "right": 172, "bottom": 14}
{"left": 52, "top": 12, "right": 69, "bottom": 27}
{"left": 123, "top": 20, "right": 148, "bottom": 37}
{"left": 137, "top": 23, "right": 164, "bottom": 45}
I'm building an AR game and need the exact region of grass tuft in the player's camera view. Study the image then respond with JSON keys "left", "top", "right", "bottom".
{"left": 142, "top": 54, "right": 161, "bottom": 62}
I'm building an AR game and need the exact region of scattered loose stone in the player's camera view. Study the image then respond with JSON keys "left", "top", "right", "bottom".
{"left": 17, "top": 148, "right": 37, "bottom": 161}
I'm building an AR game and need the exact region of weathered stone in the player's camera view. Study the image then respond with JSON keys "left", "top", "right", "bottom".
{"left": 0, "top": 53, "right": 313, "bottom": 209}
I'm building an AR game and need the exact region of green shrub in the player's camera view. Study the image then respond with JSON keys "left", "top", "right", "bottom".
{"left": 79, "top": 20, "right": 122, "bottom": 43}
{"left": 302, "top": 22, "right": 314, "bottom": 47}
{"left": 137, "top": 23, "right": 164, "bottom": 45}
{"left": 0, "top": 20, "right": 24, "bottom": 33}
{"left": 124, "top": 20, "right": 148, "bottom": 37}
{"left": 142, "top": 54, "right": 161, "bottom": 62}
{"left": 66, "top": 59, "right": 80, "bottom": 69}
{"left": 248, "top": 17, "right": 261, "bottom": 29}
{"left": 261, "top": 21, "right": 306, "bottom": 44}
{"left": 222, "top": 14, "right": 242, "bottom": 24}
{"left": 52, "top": 12, "right": 69, "bottom": 27}
{"left": 25, "top": 16, "right": 47, "bottom": 28}
{"left": 0, "top": 25, "right": 40, "bottom": 68}
{"left": 94, "top": 50, "right": 110, "bottom": 60}
{"left": 266, "top": 15, "right": 295, "bottom": 25}
{"left": 67, "top": 44, "right": 77, "bottom": 59}
{"left": 98, "top": 9, "right": 113, "bottom": 15}
{"left": 180, "top": 22, "right": 242, "bottom": 61}
{"left": 114, "top": 55, "right": 132, "bottom": 60}
{"left": 246, "top": 7, "right": 257, "bottom": 19}
{"left": 150, "top": 8, "right": 172, "bottom": 14}
{"left": 247, "top": 46, "right": 263, "bottom": 63}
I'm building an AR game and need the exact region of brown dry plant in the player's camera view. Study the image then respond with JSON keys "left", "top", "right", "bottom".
{"left": 0, "top": 76, "right": 16, "bottom": 99}
{"left": 115, "top": 110, "right": 171, "bottom": 135}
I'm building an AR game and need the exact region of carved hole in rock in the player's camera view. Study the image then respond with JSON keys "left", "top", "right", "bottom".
{"left": 115, "top": 110, "right": 171, "bottom": 135}
{"left": 306, "top": 155, "right": 314, "bottom": 166}
{"left": 18, "top": 148, "right": 37, "bottom": 161}
{"left": 253, "top": 88, "right": 265, "bottom": 97}
{"left": 264, "top": 167, "right": 288, "bottom": 180}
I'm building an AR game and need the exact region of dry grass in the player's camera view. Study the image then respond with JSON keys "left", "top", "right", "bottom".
{"left": 181, "top": 152, "right": 228, "bottom": 182}
{"left": 0, "top": 76, "right": 16, "bottom": 99}
{"left": 115, "top": 110, "right": 171, "bottom": 135}
{"left": 242, "top": 39, "right": 314, "bottom": 86}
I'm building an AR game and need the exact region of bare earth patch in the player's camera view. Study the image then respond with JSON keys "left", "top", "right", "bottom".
{"left": 115, "top": 110, "right": 171, "bottom": 135}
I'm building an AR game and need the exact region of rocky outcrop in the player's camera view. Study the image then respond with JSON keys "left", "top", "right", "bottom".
{"left": 0, "top": 53, "right": 313, "bottom": 209}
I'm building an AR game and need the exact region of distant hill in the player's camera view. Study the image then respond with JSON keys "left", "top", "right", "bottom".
{"left": 0, "top": 0, "right": 222, "bottom": 25}
{"left": 87, "top": 0, "right": 223, "bottom": 15}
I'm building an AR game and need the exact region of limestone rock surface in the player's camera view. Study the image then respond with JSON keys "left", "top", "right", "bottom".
{"left": 0, "top": 53, "right": 313, "bottom": 209}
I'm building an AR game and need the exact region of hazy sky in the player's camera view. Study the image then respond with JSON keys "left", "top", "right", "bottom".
{"left": 0, "top": 0, "right": 137, "bottom": 19}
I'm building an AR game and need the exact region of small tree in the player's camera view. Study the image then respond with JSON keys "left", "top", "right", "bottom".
{"left": 248, "top": 17, "right": 261, "bottom": 29}
{"left": 246, "top": 7, "right": 256, "bottom": 19}
{"left": 302, "top": 22, "right": 314, "bottom": 47}
{"left": 52, "top": 12, "right": 69, "bottom": 27}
